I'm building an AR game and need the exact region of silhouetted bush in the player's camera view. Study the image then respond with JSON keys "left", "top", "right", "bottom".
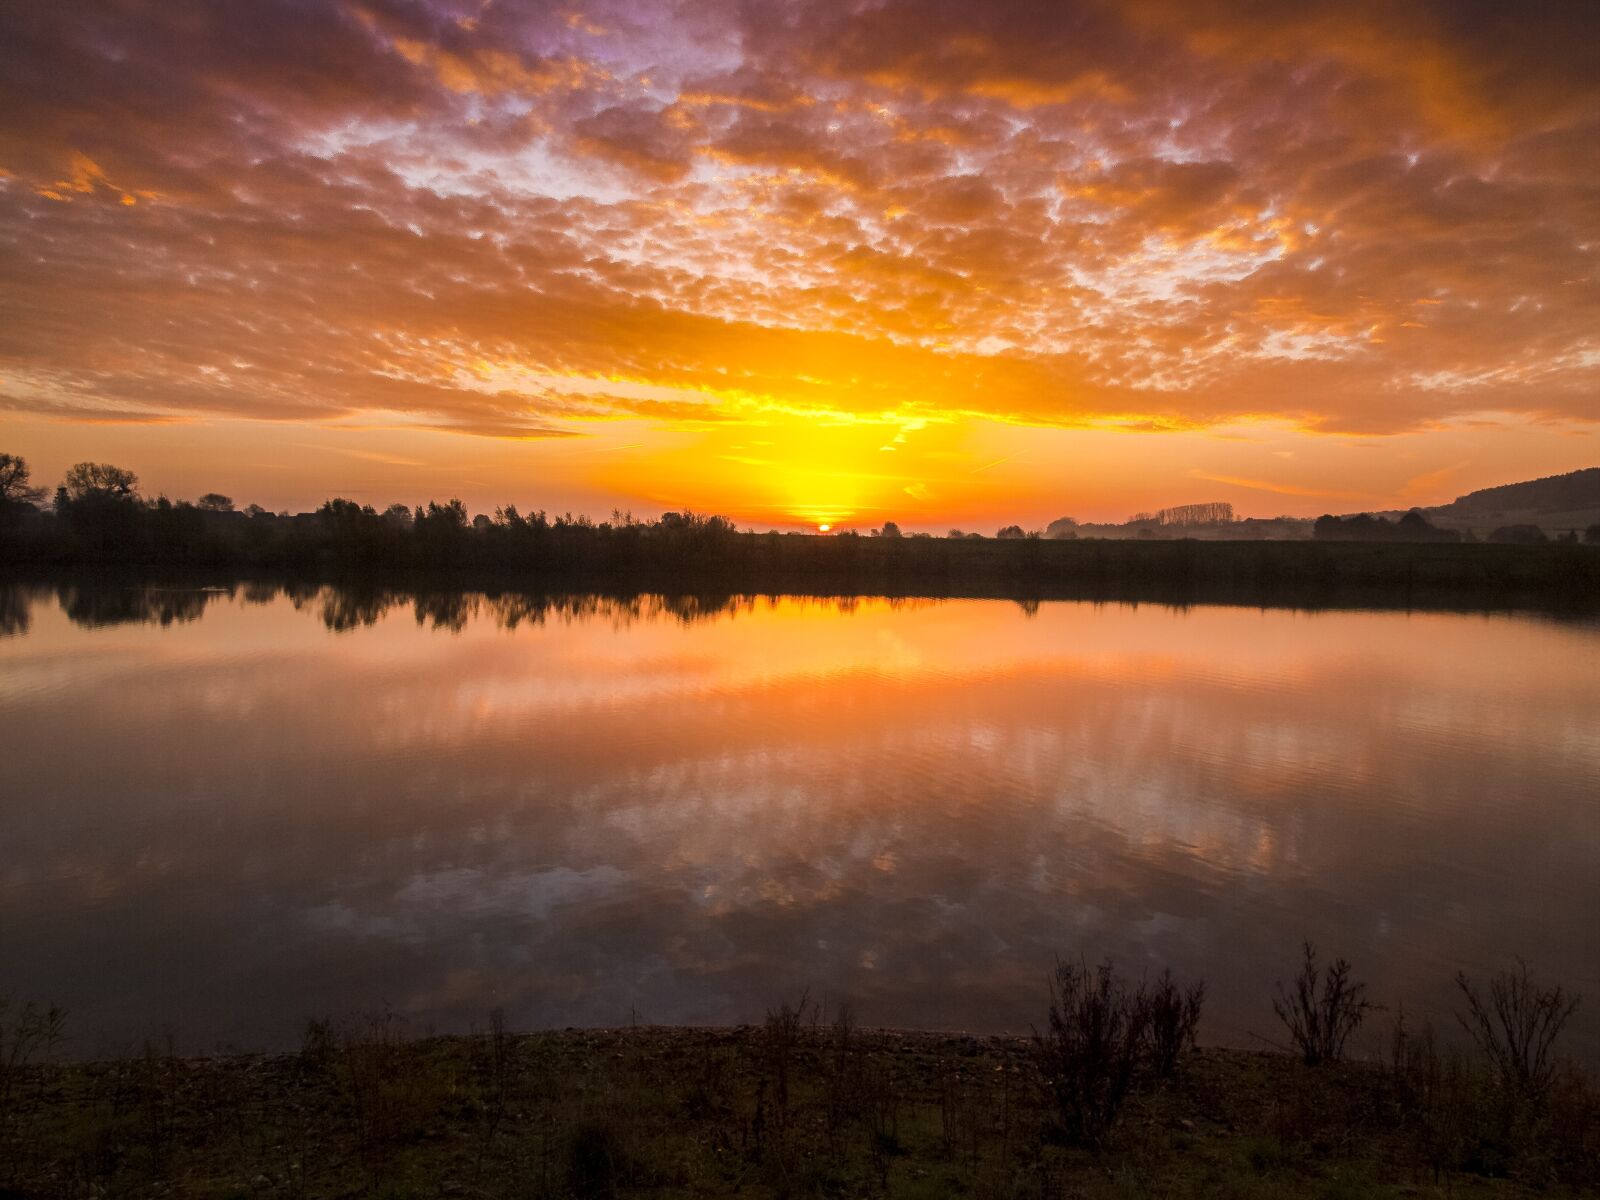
{"left": 0, "top": 998, "right": 67, "bottom": 1181}
{"left": 1145, "top": 967, "right": 1205, "bottom": 1078}
{"left": 1273, "top": 941, "right": 1372, "bottom": 1065}
{"left": 759, "top": 989, "right": 814, "bottom": 1140}
{"left": 1544, "top": 1066, "right": 1600, "bottom": 1179}
{"left": 1386, "top": 1007, "right": 1489, "bottom": 1180}
{"left": 1386, "top": 995, "right": 1600, "bottom": 1187}
{"left": 1456, "top": 959, "right": 1580, "bottom": 1102}
{"left": 1035, "top": 958, "right": 1150, "bottom": 1146}
{"left": 335, "top": 1009, "right": 453, "bottom": 1186}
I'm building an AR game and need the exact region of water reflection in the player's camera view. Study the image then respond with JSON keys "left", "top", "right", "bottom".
{"left": 0, "top": 583, "right": 1596, "bottom": 1059}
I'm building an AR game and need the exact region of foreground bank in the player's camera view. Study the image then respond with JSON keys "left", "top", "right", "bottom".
{"left": 3, "top": 1023, "right": 1597, "bottom": 1199}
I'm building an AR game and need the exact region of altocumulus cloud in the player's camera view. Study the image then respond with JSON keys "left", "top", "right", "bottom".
{"left": 0, "top": 0, "right": 1596, "bottom": 439}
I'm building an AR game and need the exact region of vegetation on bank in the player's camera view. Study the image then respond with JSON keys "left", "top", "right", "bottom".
{"left": 2, "top": 456, "right": 1599, "bottom": 611}
{"left": 1, "top": 953, "right": 1595, "bottom": 1198}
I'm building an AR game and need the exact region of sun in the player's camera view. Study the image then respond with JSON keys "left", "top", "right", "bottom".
{"left": 817, "top": 523, "right": 832, "bottom": 533}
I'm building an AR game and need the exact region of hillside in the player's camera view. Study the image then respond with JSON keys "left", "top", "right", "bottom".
{"left": 1424, "top": 467, "right": 1600, "bottom": 535}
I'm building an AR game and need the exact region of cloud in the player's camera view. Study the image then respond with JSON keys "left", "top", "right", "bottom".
{"left": 1187, "top": 471, "right": 1371, "bottom": 502}
{"left": 0, "top": 0, "right": 1594, "bottom": 445}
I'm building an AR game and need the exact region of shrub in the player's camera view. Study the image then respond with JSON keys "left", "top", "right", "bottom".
{"left": 1387, "top": 1007, "right": 1484, "bottom": 1180}
{"left": 823, "top": 1001, "right": 862, "bottom": 1146}
{"left": 336, "top": 1010, "right": 452, "bottom": 1183}
{"left": 1146, "top": 968, "right": 1205, "bottom": 1078}
{"left": 1035, "top": 958, "right": 1150, "bottom": 1146}
{"left": 1273, "top": 941, "right": 1372, "bottom": 1065}
{"left": 0, "top": 998, "right": 67, "bottom": 1179}
{"left": 1544, "top": 1066, "right": 1600, "bottom": 1178}
{"left": 760, "top": 989, "right": 813, "bottom": 1135}
{"left": 1456, "top": 959, "right": 1580, "bottom": 1102}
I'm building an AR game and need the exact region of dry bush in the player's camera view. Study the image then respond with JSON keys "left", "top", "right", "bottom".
{"left": 860, "top": 1056, "right": 903, "bottom": 1190}
{"left": 1389, "top": 994, "right": 1599, "bottom": 1187}
{"left": 938, "top": 1062, "right": 983, "bottom": 1174}
{"left": 1273, "top": 941, "right": 1372, "bottom": 1065}
{"left": 337, "top": 1009, "right": 453, "bottom": 1184}
{"left": 1456, "top": 959, "right": 1580, "bottom": 1102}
{"left": 472, "top": 1007, "right": 513, "bottom": 1176}
{"left": 1387, "top": 1009, "right": 1484, "bottom": 1180}
{"left": 760, "top": 989, "right": 813, "bottom": 1136}
{"left": 1146, "top": 967, "right": 1205, "bottom": 1078}
{"left": 1035, "top": 958, "right": 1150, "bottom": 1146}
{"left": 0, "top": 998, "right": 67, "bottom": 1180}
{"left": 822, "top": 1001, "right": 862, "bottom": 1150}
{"left": 1543, "top": 1066, "right": 1600, "bottom": 1180}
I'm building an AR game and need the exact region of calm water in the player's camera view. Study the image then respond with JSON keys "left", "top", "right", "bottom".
{"left": 2, "top": 583, "right": 1598, "bottom": 1059}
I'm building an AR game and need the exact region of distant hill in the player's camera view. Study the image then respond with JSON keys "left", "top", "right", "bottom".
{"left": 1414, "top": 467, "right": 1600, "bottom": 536}
{"left": 1435, "top": 467, "right": 1600, "bottom": 517}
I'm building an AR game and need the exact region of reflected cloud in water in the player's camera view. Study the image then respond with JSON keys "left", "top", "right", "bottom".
{"left": 0, "top": 583, "right": 1596, "bottom": 1059}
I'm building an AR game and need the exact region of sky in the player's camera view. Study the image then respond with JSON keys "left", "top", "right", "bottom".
{"left": 1, "top": 0, "right": 1596, "bottom": 529}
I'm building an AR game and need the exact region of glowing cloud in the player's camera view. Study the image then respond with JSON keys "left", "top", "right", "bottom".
{"left": 0, "top": 0, "right": 1595, "bottom": 522}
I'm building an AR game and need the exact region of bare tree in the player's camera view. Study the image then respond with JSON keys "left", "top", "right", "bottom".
{"left": 0, "top": 455, "right": 46, "bottom": 507}
{"left": 61, "top": 461, "right": 139, "bottom": 502}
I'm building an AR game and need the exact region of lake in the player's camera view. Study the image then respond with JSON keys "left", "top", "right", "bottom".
{"left": 1, "top": 582, "right": 1597, "bottom": 1060}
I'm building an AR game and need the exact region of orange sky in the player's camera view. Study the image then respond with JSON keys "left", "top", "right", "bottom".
{"left": 1, "top": 0, "right": 1596, "bottom": 528}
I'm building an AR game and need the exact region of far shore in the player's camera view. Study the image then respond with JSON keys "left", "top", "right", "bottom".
{"left": 8, "top": 535, "right": 1600, "bottom": 623}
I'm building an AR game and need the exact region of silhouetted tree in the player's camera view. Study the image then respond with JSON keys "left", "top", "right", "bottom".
{"left": 1488, "top": 524, "right": 1549, "bottom": 545}
{"left": 61, "top": 461, "right": 138, "bottom": 502}
{"left": 197, "top": 492, "right": 234, "bottom": 512}
{"left": 996, "top": 524, "right": 1025, "bottom": 539}
{"left": 1314, "top": 511, "right": 1458, "bottom": 543}
{"left": 415, "top": 498, "right": 470, "bottom": 565}
{"left": 54, "top": 461, "right": 143, "bottom": 558}
{"left": 0, "top": 454, "right": 46, "bottom": 507}
{"left": 1155, "top": 502, "right": 1233, "bottom": 526}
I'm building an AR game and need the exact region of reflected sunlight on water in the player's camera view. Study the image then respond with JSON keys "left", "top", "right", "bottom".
{"left": 1, "top": 584, "right": 1597, "bottom": 1059}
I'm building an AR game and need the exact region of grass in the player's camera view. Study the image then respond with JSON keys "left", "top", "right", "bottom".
{"left": 1, "top": 1021, "right": 1595, "bottom": 1199}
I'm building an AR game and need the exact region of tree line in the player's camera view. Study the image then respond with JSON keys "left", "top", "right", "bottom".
{"left": 3, "top": 454, "right": 1598, "bottom": 607}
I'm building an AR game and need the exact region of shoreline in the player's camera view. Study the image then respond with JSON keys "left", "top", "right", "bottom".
{"left": 5, "top": 1022, "right": 1595, "bottom": 1197}
{"left": 6, "top": 535, "right": 1600, "bottom": 616}
{"left": 10, "top": 548, "right": 1600, "bottom": 624}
